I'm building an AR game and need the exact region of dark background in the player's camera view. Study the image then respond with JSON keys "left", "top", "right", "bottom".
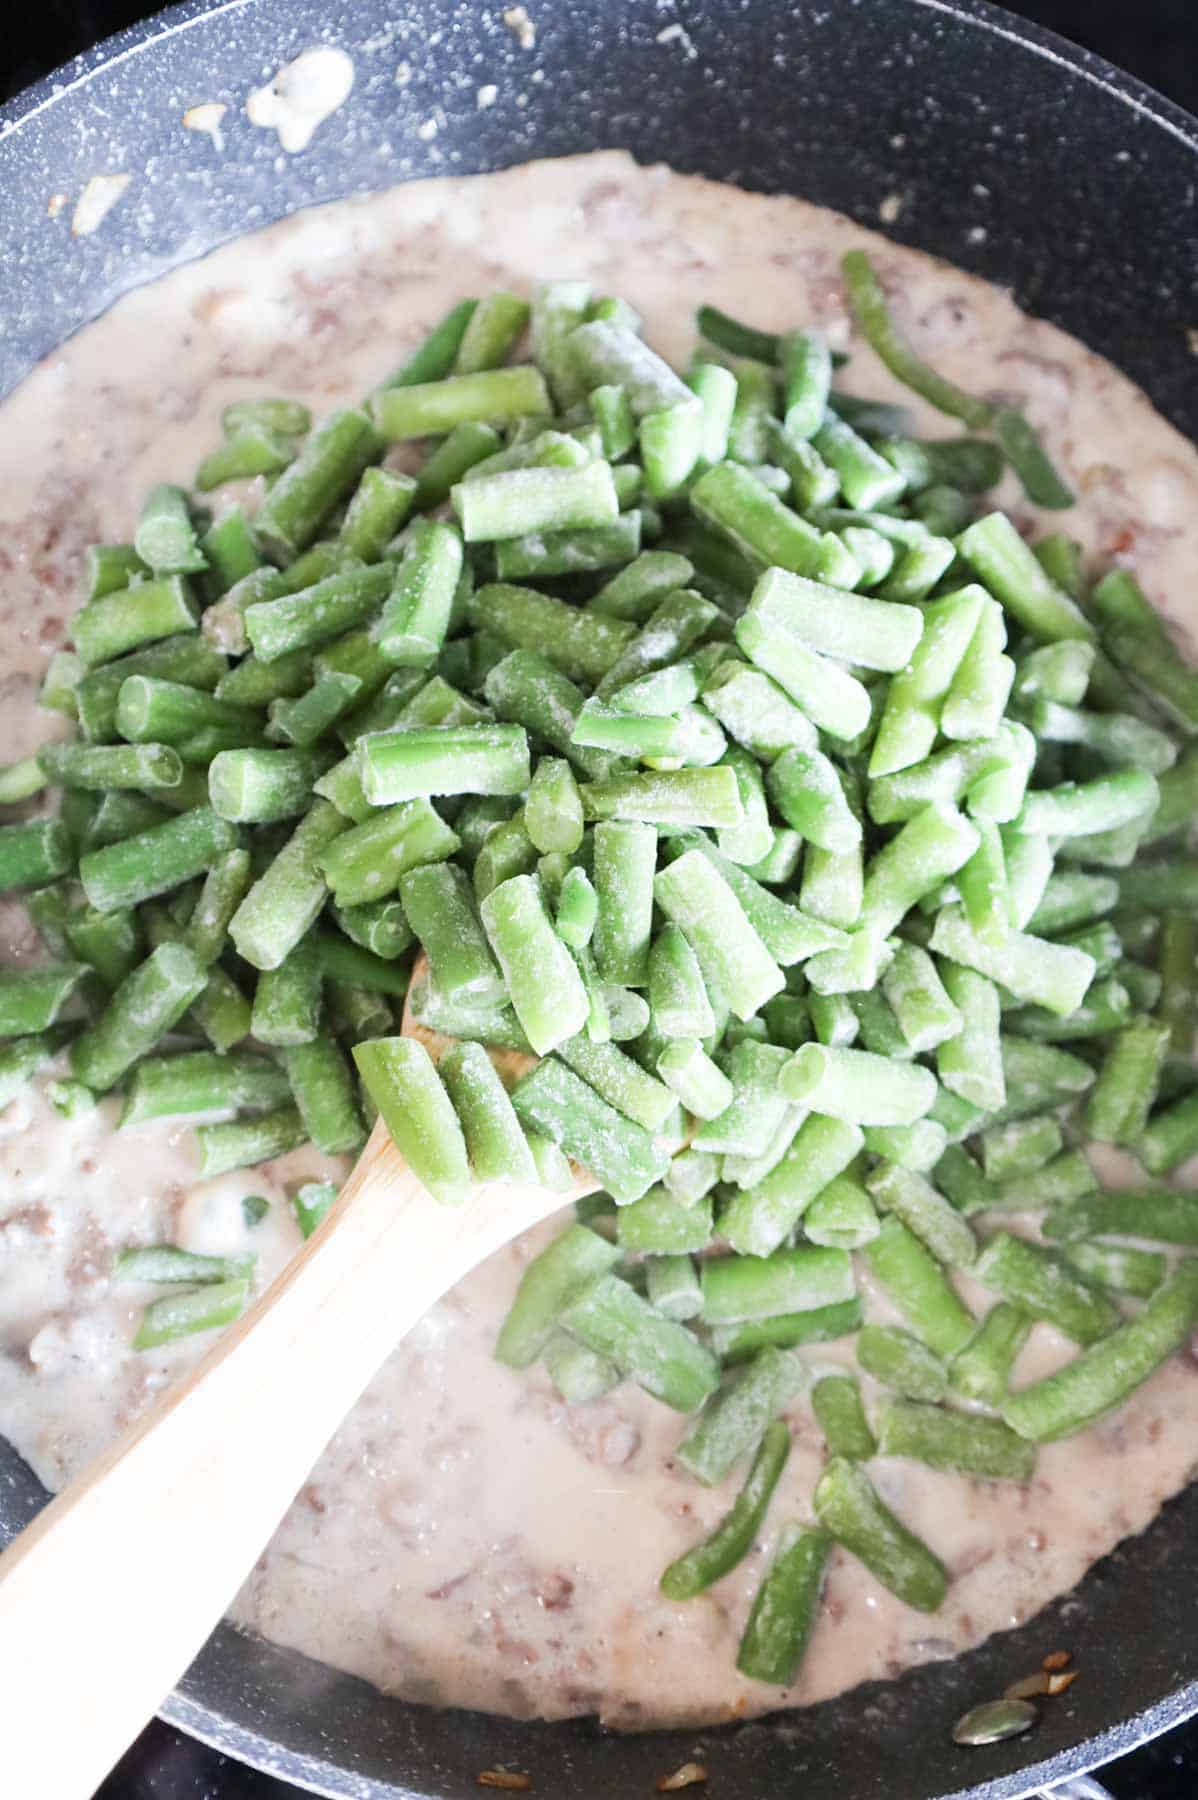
{"left": 3, "top": 1, "right": 1197, "bottom": 1795}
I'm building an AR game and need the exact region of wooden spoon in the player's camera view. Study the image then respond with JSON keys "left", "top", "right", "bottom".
{"left": 0, "top": 957, "right": 596, "bottom": 1795}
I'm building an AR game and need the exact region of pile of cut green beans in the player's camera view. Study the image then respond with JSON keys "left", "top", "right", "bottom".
{"left": 6, "top": 252, "right": 1198, "bottom": 1689}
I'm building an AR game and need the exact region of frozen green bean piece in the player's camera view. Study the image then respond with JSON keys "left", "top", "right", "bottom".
{"left": 935, "top": 963, "right": 1004, "bottom": 1113}
{"left": 779, "top": 329, "right": 832, "bottom": 441}
{"left": 1018, "top": 769, "right": 1159, "bottom": 841}
{"left": 472, "top": 582, "right": 633, "bottom": 688}
{"left": 592, "top": 820, "right": 656, "bottom": 987}
{"left": 782, "top": 1045, "right": 937, "bottom": 1128}
{"left": 65, "top": 906, "right": 142, "bottom": 991}
{"left": 882, "top": 942, "right": 962, "bottom": 1053}
{"left": 581, "top": 766, "right": 741, "bottom": 829}
{"left": 736, "top": 1523, "right": 831, "bottom": 1686}
{"left": 701, "top": 659, "right": 818, "bottom": 762}
{"left": 678, "top": 1345, "right": 809, "bottom": 1486}
{"left": 453, "top": 459, "right": 618, "bottom": 544}
{"left": 803, "top": 1175, "right": 880, "bottom": 1249}
{"left": 979, "top": 1114, "right": 1063, "bottom": 1183}
{"left": 524, "top": 757, "right": 584, "bottom": 857}
{"left": 69, "top": 943, "right": 207, "bottom": 1091}
{"left": 1064, "top": 1240, "right": 1166, "bottom": 1300}
{"left": 712, "top": 1299, "right": 864, "bottom": 1363}
{"left": 589, "top": 551, "right": 696, "bottom": 624}
{"left": 544, "top": 1332, "right": 620, "bottom": 1404}
{"left": 554, "top": 865, "right": 598, "bottom": 952}
{"left": 869, "top": 721, "right": 1034, "bottom": 825}
{"left": 657, "top": 1037, "right": 734, "bottom": 1119}
{"left": 473, "top": 810, "right": 537, "bottom": 903}
{"left": 72, "top": 575, "right": 199, "bottom": 669}
{"left": 661, "top": 1419, "right": 792, "bottom": 1598}
{"left": 735, "top": 609, "right": 870, "bottom": 743}
{"left": 766, "top": 748, "right": 863, "bottom": 855}
{"left": 354, "top": 1037, "right": 471, "bottom": 1205}
{"left": 563, "top": 1273, "right": 719, "bottom": 1414}
{"left": 857, "top": 1323, "right": 949, "bottom": 1402}
{"left": 814, "top": 1456, "right": 947, "bottom": 1613}
{"left": 719, "top": 1116, "right": 864, "bottom": 1259}
{"left": 595, "top": 587, "right": 718, "bottom": 701}
{"left": 976, "top": 1232, "right": 1118, "bottom": 1346}
{"left": 133, "top": 483, "right": 206, "bottom": 576}
{"left": 940, "top": 599, "right": 1014, "bottom": 742}
{"left": 648, "top": 922, "right": 715, "bottom": 1040}
{"left": 398, "top": 861, "right": 503, "bottom": 1007}
{"left": 0, "top": 967, "right": 87, "bottom": 1038}
{"left": 557, "top": 1029, "right": 676, "bottom": 1132}
{"left": 879, "top": 1398, "right": 1036, "bottom": 1482}
{"left": 495, "top": 1223, "right": 621, "bottom": 1368}
{"left": 654, "top": 849, "right": 784, "bottom": 1021}
{"left": 1003, "top": 1260, "right": 1198, "bottom": 1443}
{"left": 244, "top": 564, "right": 394, "bottom": 663}
{"left": 959, "top": 512, "right": 1093, "bottom": 643}
{"left": 339, "top": 466, "right": 417, "bottom": 561}
{"left": 357, "top": 724, "right": 529, "bottom": 806}
{"left": 859, "top": 803, "right": 979, "bottom": 939}
{"left": 208, "top": 747, "right": 335, "bottom": 825}
{"left": 864, "top": 1216, "right": 976, "bottom": 1358}
{"left": 285, "top": 1038, "right": 365, "bottom": 1155}
{"left": 0, "top": 821, "right": 72, "bottom": 892}
{"left": 439, "top": 1040, "right": 536, "bottom": 1184}
{"left": 662, "top": 1148, "right": 720, "bottom": 1206}
{"left": 868, "top": 1162, "right": 977, "bottom": 1268}
{"left": 480, "top": 874, "right": 590, "bottom": 1056}
{"left": 1085, "top": 1017, "right": 1170, "bottom": 1146}
{"left": 932, "top": 906, "right": 1095, "bottom": 1018}
{"left": 950, "top": 1303, "right": 1033, "bottom": 1407}
{"left": 320, "top": 800, "right": 460, "bottom": 908}
{"left": 1159, "top": 912, "right": 1197, "bottom": 1057}
{"left": 869, "top": 586, "right": 986, "bottom": 778}
{"left": 1003, "top": 830, "right": 1056, "bottom": 931}
{"left": 616, "top": 1188, "right": 714, "bottom": 1255}
{"left": 254, "top": 409, "right": 382, "bottom": 562}
{"left": 809, "top": 993, "right": 859, "bottom": 1048}
{"left": 1045, "top": 1191, "right": 1197, "bottom": 1251}
{"left": 228, "top": 801, "right": 349, "bottom": 970}
{"left": 80, "top": 807, "right": 240, "bottom": 915}
{"left": 1136, "top": 1086, "right": 1198, "bottom": 1177}
{"left": 250, "top": 940, "right": 322, "bottom": 1047}
{"left": 811, "top": 1375, "right": 876, "bottom": 1462}
{"left": 646, "top": 1255, "right": 703, "bottom": 1322}
{"left": 133, "top": 1277, "right": 250, "bottom": 1350}
{"left": 120, "top": 1050, "right": 290, "bottom": 1126}
{"left": 1030, "top": 698, "right": 1177, "bottom": 776}
{"left": 752, "top": 565, "right": 922, "bottom": 673}
{"left": 1028, "top": 870, "right": 1119, "bottom": 936}
{"left": 375, "top": 521, "right": 463, "bottom": 668}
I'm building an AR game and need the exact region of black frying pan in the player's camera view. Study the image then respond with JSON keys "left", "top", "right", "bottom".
{"left": 1, "top": 3, "right": 1196, "bottom": 1795}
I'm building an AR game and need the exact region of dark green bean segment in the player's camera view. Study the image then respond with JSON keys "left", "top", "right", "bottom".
{"left": 878, "top": 1399, "right": 1036, "bottom": 1482}
{"left": 737, "top": 1524, "right": 831, "bottom": 1686}
{"left": 661, "top": 1420, "right": 791, "bottom": 1599}
{"left": 811, "top": 1375, "right": 877, "bottom": 1461}
{"left": 814, "top": 1456, "right": 948, "bottom": 1612}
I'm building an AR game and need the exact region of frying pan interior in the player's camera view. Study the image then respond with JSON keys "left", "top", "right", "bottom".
{"left": 1, "top": 2, "right": 1197, "bottom": 1796}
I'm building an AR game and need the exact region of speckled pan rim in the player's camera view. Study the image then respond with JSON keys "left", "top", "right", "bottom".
{"left": 1, "top": 2, "right": 1197, "bottom": 1797}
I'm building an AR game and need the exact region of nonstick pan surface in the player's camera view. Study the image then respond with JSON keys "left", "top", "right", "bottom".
{"left": 1, "top": 3, "right": 1196, "bottom": 1795}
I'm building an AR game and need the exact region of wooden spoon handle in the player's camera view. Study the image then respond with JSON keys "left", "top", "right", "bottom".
{"left": 0, "top": 1120, "right": 581, "bottom": 1797}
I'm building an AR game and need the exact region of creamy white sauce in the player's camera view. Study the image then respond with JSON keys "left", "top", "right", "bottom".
{"left": 0, "top": 151, "right": 1196, "bottom": 1730}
